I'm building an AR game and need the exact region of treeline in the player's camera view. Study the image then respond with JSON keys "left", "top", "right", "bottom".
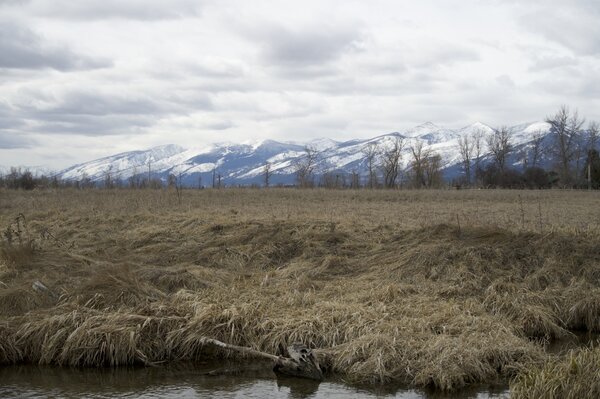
{"left": 289, "top": 105, "right": 600, "bottom": 189}
{"left": 290, "top": 137, "right": 445, "bottom": 189}
{"left": 0, "top": 168, "right": 166, "bottom": 190}
{"left": 454, "top": 106, "right": 599, "bottom": 189}
{"left": 0, "top": 168, "right": 63, "bottom": 190}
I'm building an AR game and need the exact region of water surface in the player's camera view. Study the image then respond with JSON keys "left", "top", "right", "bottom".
{"left": 0, "top": 360, "right": 509, "bottom": 399}
{"left": 2, "top": 334, "right": 597, "bottom": 398}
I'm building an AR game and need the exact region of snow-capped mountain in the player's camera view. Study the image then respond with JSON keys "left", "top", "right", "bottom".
{"left": 53, "top": 121, "right": 569, "bottom": 186}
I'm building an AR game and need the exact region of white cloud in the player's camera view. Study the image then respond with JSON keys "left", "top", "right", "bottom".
{"left": 0, "top": 0, "right": 599, "bottom": 169}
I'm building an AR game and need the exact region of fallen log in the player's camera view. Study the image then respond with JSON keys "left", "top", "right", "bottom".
{"left": 200, "top": 337, "right": 324, "bottom": 381}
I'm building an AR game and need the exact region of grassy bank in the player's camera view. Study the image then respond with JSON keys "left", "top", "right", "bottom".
{"left": 1, "top": 188, "right": 599, "bottom": 392}
{"left": 511, "top": 346, "right": 600, "bottom": 399}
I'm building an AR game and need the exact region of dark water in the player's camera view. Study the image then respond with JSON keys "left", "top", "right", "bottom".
{"left": 0, "top": 361, "right": 509, "bottom": 399}
{"left": 3, "top": 333, "right": 597, "bottom": 399}
{"left": 545, "top": 331, "right": 599, "bottom": 354}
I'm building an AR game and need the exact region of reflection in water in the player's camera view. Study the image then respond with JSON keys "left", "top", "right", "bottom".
{"left": 0, "top": 360, "right": 509, "bottom": 399}
{"left": 276, "top": 376, "right": 320, "bottom": 398}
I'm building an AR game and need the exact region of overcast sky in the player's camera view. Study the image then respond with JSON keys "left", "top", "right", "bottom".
{"left": 1, "top": 0, "right": 599, "bottom": 169}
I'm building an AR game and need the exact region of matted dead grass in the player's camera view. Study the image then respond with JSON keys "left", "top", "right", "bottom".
{"left": 511, "top": 345, "right": 600, "bottom": 399}
{"left": 0, "top": 188, "right": 599, "bottom": 392}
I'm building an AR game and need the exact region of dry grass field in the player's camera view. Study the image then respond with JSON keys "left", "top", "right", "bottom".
{"left": 1, "top": 188, "right": 600, "bottom": 395}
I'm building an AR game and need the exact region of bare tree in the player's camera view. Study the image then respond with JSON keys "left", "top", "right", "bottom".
{"left": 487, "top": 127, "right": 512, "bottom": 171}
{"left": 350, "top": 170, "right": 360, "bottom": 189}
{"left": 587, "top": 121, "right": 599, "bottom": 152}
{"left": 362, "top": 142, "right": 379, "bottom": 189}
{"left": 103, "top": 165, "right": 114, "bottom": 189}
{"left": 167, "top": 173, "right": 177, "bottom": 187}
{"left": 409, "top": 140, "right": 428, "bottom": 188}
{"left": 472, "top": 129, "right": 484, "bottom": 186}
{"left": 457, "top": 134, "right": 473, "bottom": 185}
{"left": 175, "top": 172, "right": 183, "bottom": 204}
{"left": 114, "top": 169, "right": 122, "bottom": 188}
{"left": 320, "top": 172, "right": 344, "bottom": 189}
{"left": 263, "top": 162, "right": 271, "bottom": 188}
{"left": 529, "top": 130, "right": 545, "bottom": 168}
{"left": 546, "top": 106, "right": 585, "bottom": 185}
{"left": 129, "top": 167, "right": 143, "bottom": 188}
{"left": 517, "top": 149, "right": 528, "bottom": 170}
{"left": 79, "top": 172, "right": 93, "bottom": 189}
{"left": 573, "top": 112, "right": 588, "bottom": 185}
{"left": 321, "top": 172, "right": 333, "bottom": 188}
{"left": 585, "top": 121, "right": 599, "bottom": 190}
{"left": 424, "top": 152, "right": 444, "bottom": 188}
{"left": 381, "top": 137, "right": 404, "bottom": 188}
{"left": 296, "top": 145, "right": 319, "bottom": 188}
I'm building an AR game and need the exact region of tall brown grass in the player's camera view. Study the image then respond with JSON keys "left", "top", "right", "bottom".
{"left": 0, "top": 188, "right": 599, "bottom": 391}
{"left": 511, "top": 345, "right": 600, "bottom": 398}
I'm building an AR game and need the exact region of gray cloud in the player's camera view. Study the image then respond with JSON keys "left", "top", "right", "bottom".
{"left": 0, "top": 20, "right": 111, "bottom": 70}
{"left": 296, "top": 70, "right": 446, "bottom": 97}
{"left": 529, "top": 55, "right": 578, "bottom": 71}
{"left": 202, "top": 120, "right": 234, "bottom": 130}
{"left": 33, "top": 91, "right": 170, "bottom": 117}
{"left": 409, "top": 44, "right": 480, "bottom": 68}
{"left": 519, "top": 3, "right": 600, "bottom": 56}
{"left": 33, "top": 114, "right": 156, "bottom": 136}
{"left": 0, "top": 102, "right": 22, "bottom": 128}
{"left": 269, "top": 64, "right": 340, "bottom": 80}
{"left": 2, "top": 0, "right": 204, "bottom": 20}
{"left": 1, "top": 87, "right": 213, "bottom": 136}
{"left": 0, "top": 116, "right": 24, "bottom": 130}
{"left": 255, "top": 24, "right": 364, "bottom": 68}
{"left": 496, "top": 74, "right": 516, "bottom": 88}
{"left": 0, "top": 131, "right": 36, "bottom": 149}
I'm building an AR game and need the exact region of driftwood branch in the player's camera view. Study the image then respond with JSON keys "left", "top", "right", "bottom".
{"left": 200, "top": 337, "right": 280, "bottom": 362}
{"left": 200, "top": 338, "right": 324, "bottom": 380}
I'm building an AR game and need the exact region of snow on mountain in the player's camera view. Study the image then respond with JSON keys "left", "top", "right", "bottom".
{"left": 508, "top": 122, "right": 550, "bottom": 144}
{"left": 53, "top": 121, "right": 558, "bottom": 186}
{"left": 403, "top": 122, "right": 458, "bottom": 144}
{"left": 308, "top": 138, "right": 340, "bottom": 151}
{"left": 59, "top": 144, "right": 186, "bottom": 180}
{"left": 522, "top": 122, "right": 551, "bottom": 134}
{"left": 457, "top": 122, "right": 495, "bottom": 137}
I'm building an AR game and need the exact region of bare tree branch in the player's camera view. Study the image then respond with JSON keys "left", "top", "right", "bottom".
{"left": 362, "top": 142, "right": 380, "bottom": 189}
{"left": 487, "top": 127, "right": 512, "bottom": 171}
{"left": 296, "top": 145, "right": 319, "bottom": 188}
{"left": 457, "top": 134, "right": 473, "bottom": 185}
{"left": 380, "top": 137, "right": 404, "bottom": 189}
{"left": 546, "top": 105, "right": 585, "bottom": 185}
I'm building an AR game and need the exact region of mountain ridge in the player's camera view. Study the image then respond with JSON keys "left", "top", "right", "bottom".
{"left": 53, "top": 121, "right": 562, "bottom": 186}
